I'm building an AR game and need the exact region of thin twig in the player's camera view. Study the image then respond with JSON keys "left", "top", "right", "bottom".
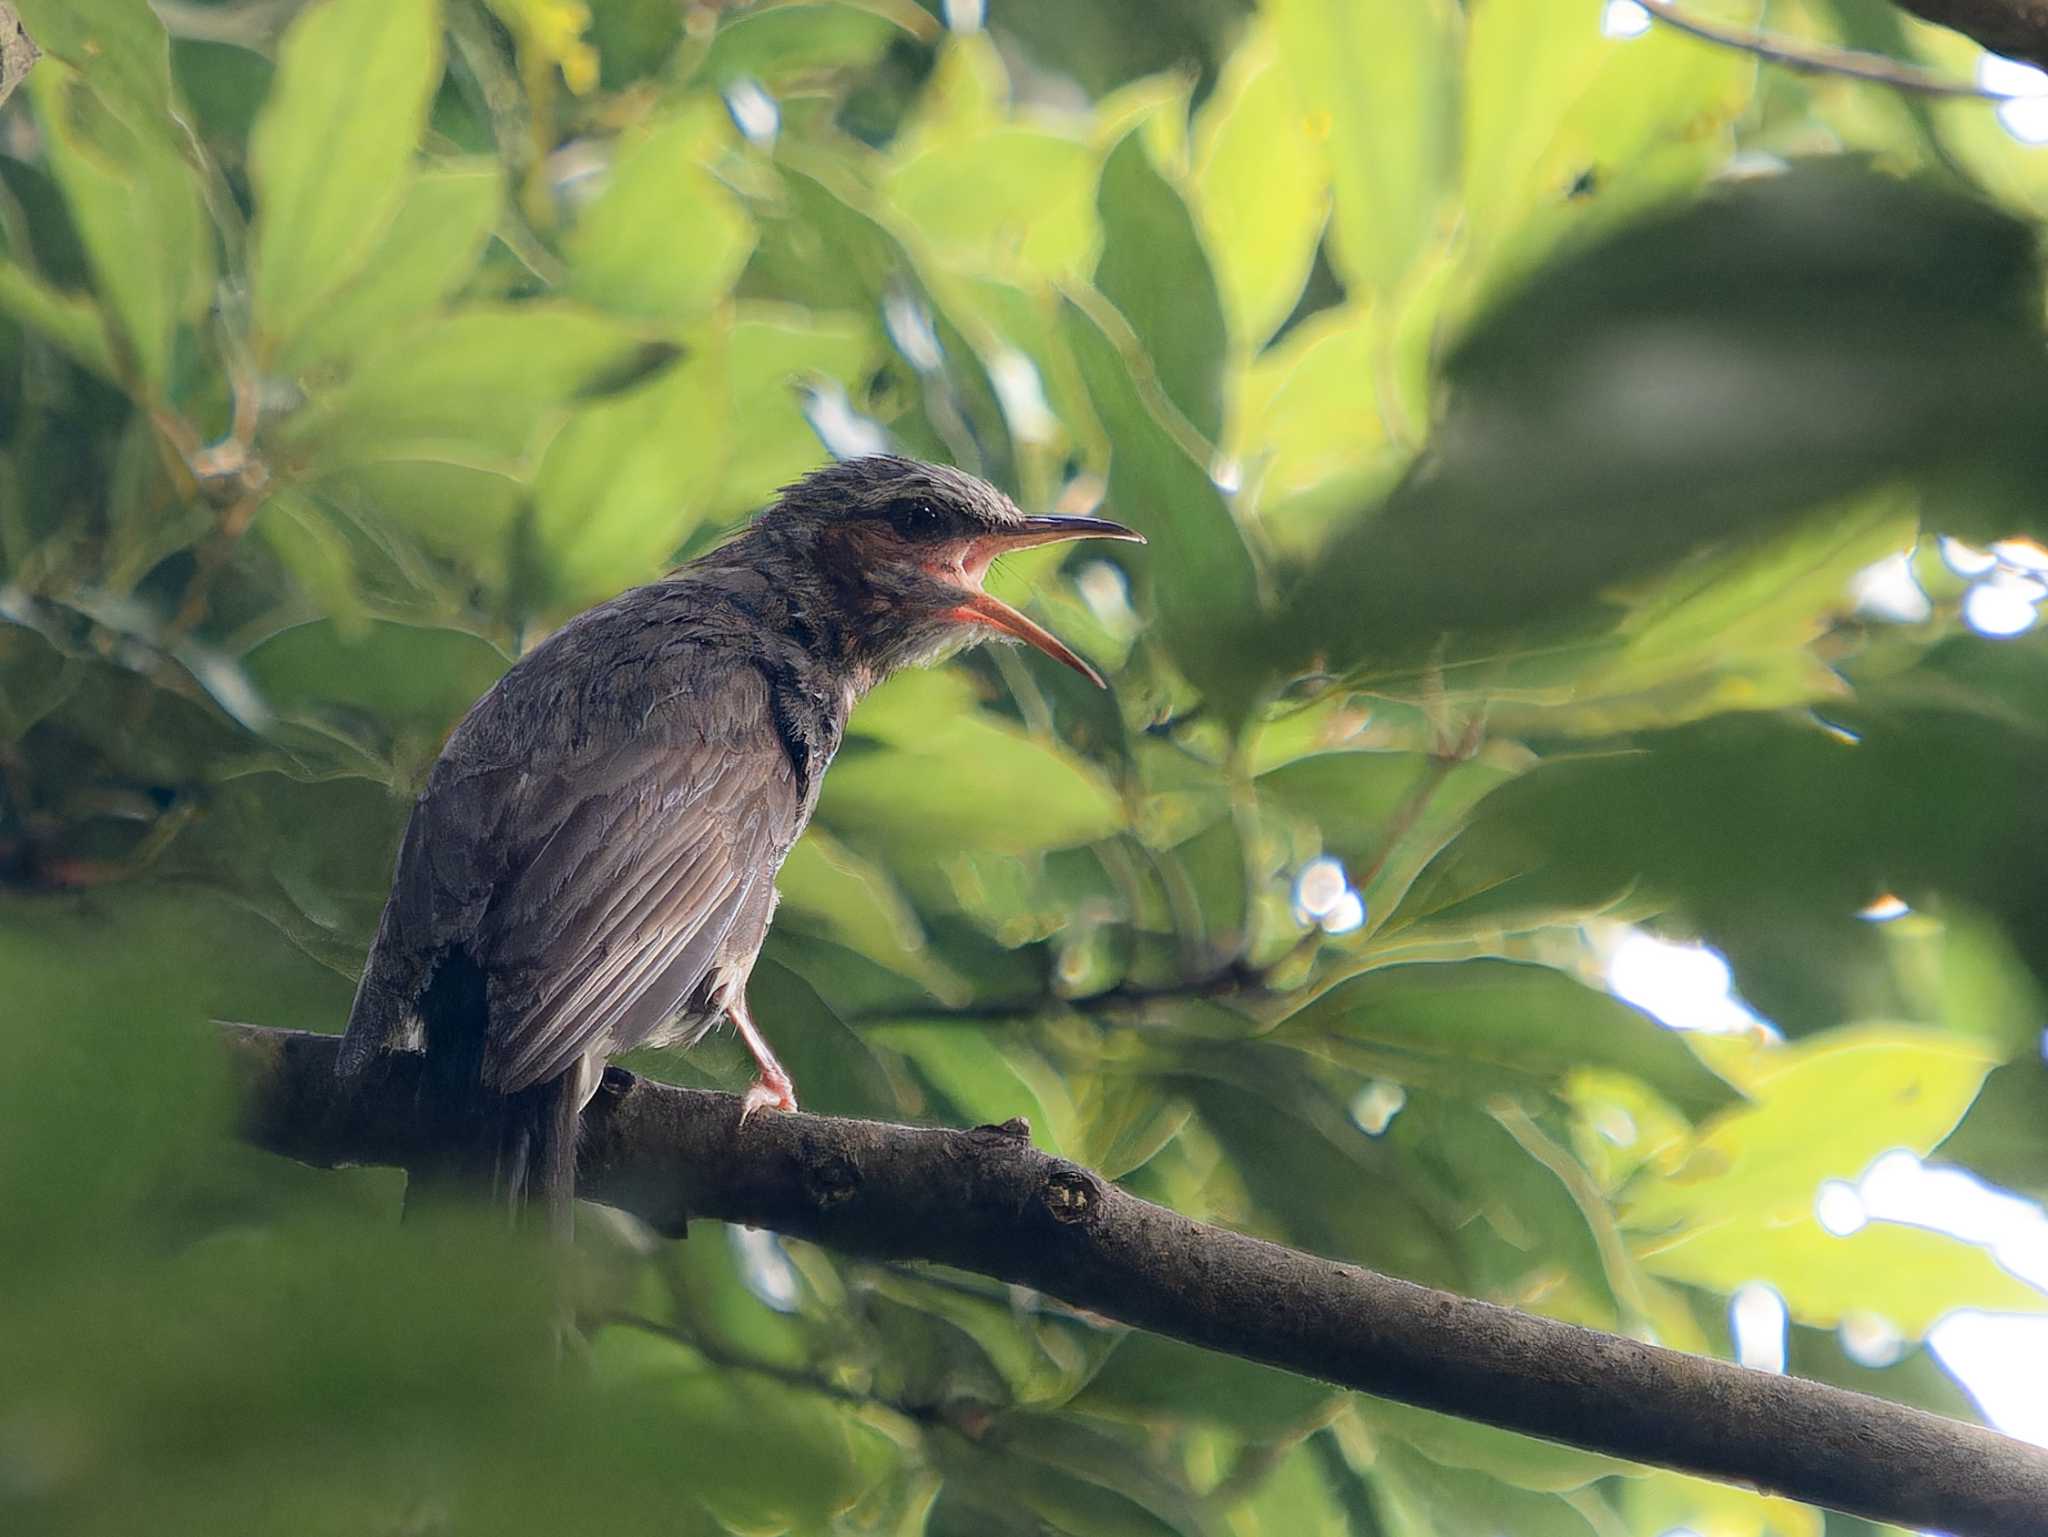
{"left": 1635, "top": 0, "right": 2007, "bottom": 97}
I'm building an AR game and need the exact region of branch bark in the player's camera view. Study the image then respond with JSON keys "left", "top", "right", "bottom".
{"left": 225, "top": 1022, "right": 2048, "bottom": 1537}
{"left": 0, "top": 4, "right": 36, "bottom": 112}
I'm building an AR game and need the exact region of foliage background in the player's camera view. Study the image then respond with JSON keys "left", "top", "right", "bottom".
{"left": 6, "top": 0, "right": 2048, "bottom": 1533}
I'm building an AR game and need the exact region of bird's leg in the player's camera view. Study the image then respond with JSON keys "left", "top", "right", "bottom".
{"left": 730, "top": 992, "right": 798, "bottom": 1121}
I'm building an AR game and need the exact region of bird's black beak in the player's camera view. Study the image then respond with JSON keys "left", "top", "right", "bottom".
{"left": 941, "top": 515, "right": 1146, "bottom": 688}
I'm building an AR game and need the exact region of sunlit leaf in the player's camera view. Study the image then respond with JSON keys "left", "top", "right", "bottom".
{"left": 1191, "top": 22, "right": 1329, "bottom": 351}
{"left": 28, "top": 62, "right": 211, "bottom": 386}
{"left": 278, "top": 160, "right": 501, "bottom": 375}
{"left": 1094, "top": 131, "right": 1226, "bottom": 442}
{"left": 249, "top": 0, "right": 441, "bottom": 353}
{"left": 1265, "top": 0, "right": 1455, "bottom": 299}
{"left": 565, "top": 105, "right": 754, "bottom": 325}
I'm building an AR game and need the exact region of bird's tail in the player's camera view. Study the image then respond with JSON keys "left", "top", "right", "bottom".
{"left": 403, "top": 951, "right": 583, "bottom": 1236}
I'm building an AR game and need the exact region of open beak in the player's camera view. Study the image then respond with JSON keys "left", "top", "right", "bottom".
{"left": 940, "top": 515, "right": 1145, "bottom": 689}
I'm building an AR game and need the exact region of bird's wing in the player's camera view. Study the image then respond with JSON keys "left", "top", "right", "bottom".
{"left": 432, "top": 663, "right": 799, "bottom": 1094}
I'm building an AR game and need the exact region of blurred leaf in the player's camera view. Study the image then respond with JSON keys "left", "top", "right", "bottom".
{"left": 1062, "top": 292, "right": 1266, "bottom": 721}
{"left": 1094, "top": 131, "right": 1226, "bottom": 442}
{"left": 724, "top": 302, "right": 881, "bottom": 510}
{"left": 1622, "top": 1473, "right": 1824, "bottom": 1537}
{"left": 1284, "top": 961, "right": 1737, "bottom": 1119}
{"left": 1642, "top": 1209, "right": 2046, "bottom": 1335}
{"left": 698, "top": 1, "right": 912, "bottom": 87}
{"left": 1369, "top": 1439, "right": 1604, "bottom": 1537}
{"left": 863, "top": 1021, "right": 1075, "bottom": 1155}
{"left": 1289, "top": 166, "right": 2048, "bottom": 671}
{"left": 242, "top": 617, "right": 507, "bottom": 731}
{"left": 587, "top": 1324, "right": 901, "bottom": 1530}
{"left": 1359, "top": 1399, "right": 1628, "bottom": 1494}
{"left": 1191, "top": 21, "right": 1329, "bottom": 351}
{"left": 820, "top": 669, "right": 1123, "bottom": 855}
{"left": 1074, "top": 1329, "right": 1335, "bottom": 1436}
{"left": 281, "top": 302, "right": 672, "bottom": 464}
{"left": 1938, "top": 1058, "right": 2048, "bottom": 1205}
{"left": 743, "top": 958, "right": 898, "bottom": 1119}
{"left": 1266, "top": 0, "right": 1454, "bottom": 298}
{"left": 278, "top": 159, "right": 501, "bottom": 375}
{"left": 0, "top": 261, "right": 117, "bottom": 379}
{"left": 532, "top": 319, "right": 729, "bottom": 604}
{"left": 28, "top": 62, "right": 211, "bottom": 386}
{"left": 1231, "top": 303, "right": 1397, "bottom": 563}
{"left": 1628, "top": 1027, "right": 1993, "bottom": 1229}
{"left": 1072, "top": 1075, "right": 1189, "bottom": 1181}
{"left": 249, "top": 0, "right": 441, "bottom": 353}
{"left": 886, "top": 127, "right": 1099, "bottom": 282}
{"left": 1458, "top": 0, "right": 1751, "bottom": 285}
{"left": 565, "top": 105, "right": 754, "bottom": 325}
{"left": 778, "top": 825, "right": 964, "bottom": 1003}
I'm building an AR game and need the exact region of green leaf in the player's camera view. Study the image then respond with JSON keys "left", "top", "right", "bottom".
{"left": 1073, "top": 1330, "right": 1335, "bottom": 1435}
{"left": 565, "top": 106, "right": 754, "bottom": 325}
{"left": 1094, "top": 131, "right": 1227, "bottom": 443}
{"left": 741, "top": 959, "right": 899, "bottom": 1119}
{"left": 863, "top": 1021, "right": 1075, "bottom": 1155}
{"left": 1626, "top": 1026, "right": 1994, "bottom": 1232}
{"left": 588, "top": 1326, "right": 899, "bottom": 1531}
{"left": 1459, "top": 0, "right": 1752, "bottom": 284}
{"left": 819, "top": 669, "right": 1123, "bottom": 856}
{"left": 1191, "top": 21, "right": 1329, "bottom": 350}
{"left": 1360, "top": 1398, "right": 1629, "bottom": 1493}
{"left": 11, "top": 0, "right": 175, "bottom": 125}
{"left": 0, "top": 260, "right": 117, "bottom": 378}
{"left": 277, "top": 159, "right": 501, "bottom": 375}
{"left": 1266, "top": 0, "right": 1455, "bottom": 298}
{"left": 280, "top": 302, "right": 673, "bottom": 465}
{"left": 1061, "top": 292, "right": 1267, "bottom": 721}
{"left": 250, "top": 0, "right": 441, "bottom": 353}
{"left": 1230, "top": 302, "right": 1399, "bottom": 564}
{"left": 778, "top": 826, "right": 965, "bottom": 1003}
{"left": 1283, "top": 960, "right": 1737, "bottom": 1119}
{"left": 242, "top": 617, "right": 508, "bottom": 730}
{"left": 1288, "top": 165, "right": 2048, "bottom": 672}
{"left": 28, "top": 62, "right": 211, "bottom": 386}
{"left": 723, "top": 304, "right": 881, "bottom": 512}
{"left": 532, "top": 318, "right": 729, "bottom": 604}
{"left": 698, "top": 1, "right": 911, "bottom": 87}
{"left": 885, "top": 126, "right": 1099, "bottom": 282}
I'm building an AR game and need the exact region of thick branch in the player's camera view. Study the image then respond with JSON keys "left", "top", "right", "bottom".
{"left": 226, "top": 1023, "right": 2048, "bottom": 1537}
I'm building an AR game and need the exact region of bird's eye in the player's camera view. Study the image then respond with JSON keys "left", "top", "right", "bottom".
{"left": 885, "top": 498, "right": 942, "bottom": 539}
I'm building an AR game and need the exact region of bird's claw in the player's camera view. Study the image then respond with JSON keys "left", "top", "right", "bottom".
{"left": 739, "top": 1074, "right": 799, "bottom": 1124}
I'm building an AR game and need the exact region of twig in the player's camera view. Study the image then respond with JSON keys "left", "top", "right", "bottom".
{"left": 1634, "top": 0, "right": 2008, "bottom": 97}
{"left": 224, "top": 1021, "right": 2048, "bottom": 1537}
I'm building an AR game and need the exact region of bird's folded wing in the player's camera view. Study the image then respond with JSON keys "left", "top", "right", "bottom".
{"left": 477, "top": 697, "right": 800, "bottom": 1095}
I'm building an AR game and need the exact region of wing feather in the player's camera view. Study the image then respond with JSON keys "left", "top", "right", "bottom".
{"left": 472, "top": 676, "right": 801, "bottom": 1095}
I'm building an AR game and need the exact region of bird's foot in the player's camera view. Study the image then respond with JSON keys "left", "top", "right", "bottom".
{"left": 739, "top": 1071, "right": 799, "bottom": 1124}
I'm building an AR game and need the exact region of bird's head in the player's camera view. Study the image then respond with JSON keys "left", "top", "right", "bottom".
{"left": 755, "top": 456, "right": 1144, "bottom": 686}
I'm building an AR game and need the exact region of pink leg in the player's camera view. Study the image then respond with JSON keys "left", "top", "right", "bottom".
{"left": 731, "top": 992, "right": 798, "bottom": 1121}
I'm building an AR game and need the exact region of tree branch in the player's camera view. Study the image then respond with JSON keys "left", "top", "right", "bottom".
{"left": 224, "top": 1022, "right": 2048, "bottom": 1537}
{"left": 1640, "top": 0, "right": 2001, "bottom": 96}
{"left": 0, "top": 3, "right": 35, "bottom": 112}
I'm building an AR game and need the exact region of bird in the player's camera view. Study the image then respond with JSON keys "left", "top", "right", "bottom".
{"left": 336, "top": 455, "right": 1143, "bottom": 1232}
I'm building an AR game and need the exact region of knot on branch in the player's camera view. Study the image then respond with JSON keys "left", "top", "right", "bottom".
{"left": 970, "top": 1116, "right": 1032, "bottom": 1143}
{"left": 799, "top": 1143, "right": 861, "bottom": 1209}
{"left": 1039, "top": 1166, "right": 1103, "bottom": 1227}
